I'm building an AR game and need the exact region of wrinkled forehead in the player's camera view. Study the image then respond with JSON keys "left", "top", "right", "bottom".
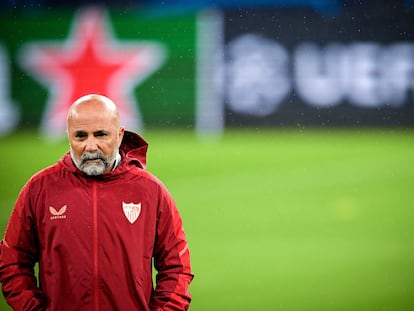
{"left": 69, "top": 115, "right": 118, "bottom": 133}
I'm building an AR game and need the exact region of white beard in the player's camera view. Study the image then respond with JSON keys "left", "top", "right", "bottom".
{"left": 70, "top": 148, "right": 119, "bottom": 176}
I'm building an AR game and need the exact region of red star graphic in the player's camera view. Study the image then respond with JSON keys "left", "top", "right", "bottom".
{"left": 20, "top": 7, "right": 166, "bottom": 137}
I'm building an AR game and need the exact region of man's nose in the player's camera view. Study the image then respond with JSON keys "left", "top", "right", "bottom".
{"left": 85, "top": 136, "right": 98, "bottom": 152}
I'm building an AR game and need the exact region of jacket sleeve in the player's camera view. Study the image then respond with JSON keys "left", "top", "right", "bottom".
{"left": 0, "top": 182, "right": 46, "bottom": 310}
{"left": 150, "top": 184, "right": 194, "bottom": 311}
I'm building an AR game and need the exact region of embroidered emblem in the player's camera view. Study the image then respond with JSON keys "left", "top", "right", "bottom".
{"left": 122, "top": 202, "right": 141, "bottom": 224}
{"left": 49, "top": 205, "right": 67, "bottom": 220}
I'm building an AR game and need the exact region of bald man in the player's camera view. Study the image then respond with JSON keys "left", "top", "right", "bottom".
{"left": 0, "top": 94, "right": 193, "bottom": 310}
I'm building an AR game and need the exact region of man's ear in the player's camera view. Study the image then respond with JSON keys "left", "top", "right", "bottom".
{"left": 118, "top": 127, "right": 125, "bottom": 146}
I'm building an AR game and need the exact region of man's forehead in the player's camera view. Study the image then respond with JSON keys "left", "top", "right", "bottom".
{"left": 69, "top": 119, "right": 116, "bottom": 132}
{"left": 68, "top": 106, "right": 119, "bottom": 128}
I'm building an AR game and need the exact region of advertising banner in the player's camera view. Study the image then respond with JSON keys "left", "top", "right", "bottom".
{"left": 0, "top": 7, "right": 197, "bottom": 137}
{"left": 1, "top": 5, "right": 414, "bottom": 137}
{"left": 217, "top": 7, "right": 414, "bottom": 128}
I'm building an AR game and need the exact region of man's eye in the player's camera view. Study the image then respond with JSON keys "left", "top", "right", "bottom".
{"left": 74, "top": 132, "right": 87, "bottom": 139}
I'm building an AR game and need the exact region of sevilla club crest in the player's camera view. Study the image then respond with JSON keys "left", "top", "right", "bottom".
{"left": 122, "top": 201, "right": 141, "bottom": 224}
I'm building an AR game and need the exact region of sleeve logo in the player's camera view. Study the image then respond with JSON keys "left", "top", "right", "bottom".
{"left": 122, "top": 202, "right": 141, "bottom": 224}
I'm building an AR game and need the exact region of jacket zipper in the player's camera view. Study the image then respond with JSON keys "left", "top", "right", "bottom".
{"left": 92, "top": 181, "right": 99, "bottom": 311}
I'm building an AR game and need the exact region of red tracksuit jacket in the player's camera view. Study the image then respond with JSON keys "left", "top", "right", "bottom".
{"left": 0, "top": 131, "right": 193, "bottom": 310}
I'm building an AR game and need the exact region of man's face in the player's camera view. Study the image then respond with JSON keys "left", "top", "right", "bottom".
{"left": 67, "top": 100, "right": 124, "bottom": 176}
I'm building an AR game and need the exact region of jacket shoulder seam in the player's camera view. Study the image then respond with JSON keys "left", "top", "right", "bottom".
{"left": 29, "top": 163, "right": 65, "bottom": 184}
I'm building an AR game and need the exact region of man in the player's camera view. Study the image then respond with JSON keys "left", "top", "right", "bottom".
{"left": 0, "top": 94, "right": 193, "bottom": 310}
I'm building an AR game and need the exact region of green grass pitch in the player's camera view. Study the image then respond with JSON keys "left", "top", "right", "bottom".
{"left": 0, "top": 128, "right": 413, "bottom": 310}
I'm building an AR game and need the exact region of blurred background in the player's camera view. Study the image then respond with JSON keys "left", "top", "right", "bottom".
{"left": 0, "top": 0, "right": 413, "bottom": 310}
